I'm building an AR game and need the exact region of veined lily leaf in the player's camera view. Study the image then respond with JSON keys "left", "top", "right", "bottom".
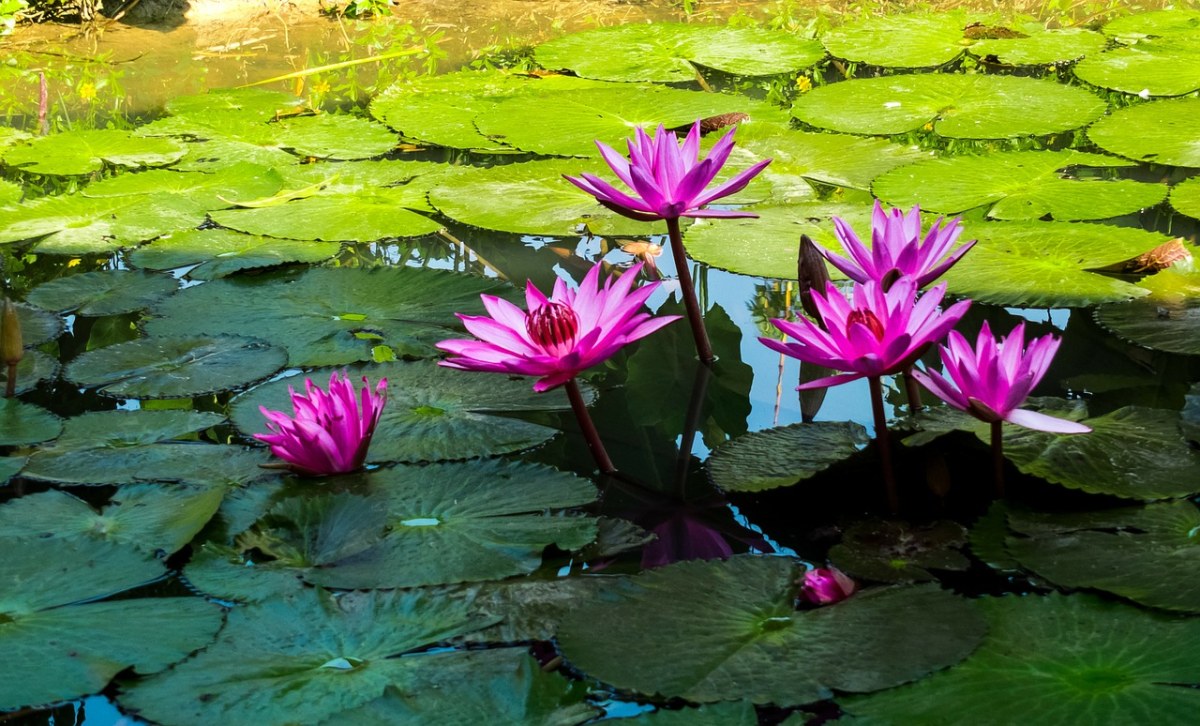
{"left": 2, "top": 129, "right": 186, "bottom": 175}
{"left": 210, "top": 188, "right": 440, "bottom": 241}
{"left": 968, "top": 25, "right": 1105, "bottom": 66}
{"left": 128, "top": 228, "right": 341, "bottom": 280}
{"left": 821, "top": 13, "right": 971, "bottom": 68}
{"left": 27, "top": 270, "right": 178, "bottom": 316}
{"left": 273, "top": 113, "right": 398, "bottom": 160}
{"left": 0, "top": 399, "right": 62, "bottom": 446}
{"left": 1169, "top": 176, "right": 1200, "bottom": 219}
{"left": 0, "top": 193, "right": 205, "bottom": 254}
{"left": 1075, "top": 35, "right": 1200, "bottom": 97}
{"left": 82, "top": 162, "right": 285, "bottom": 210}
{"left": 707, "top": 422, "right": 869, "bottom": 493}
{"left": 1089, "top": 98, "right": 1200, "bottom": 167}
{"left": 1095, "top": 294, "right": 1200, "bottom": 355}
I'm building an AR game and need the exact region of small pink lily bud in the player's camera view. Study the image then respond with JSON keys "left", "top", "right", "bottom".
{"left": 800, "top": 567, "right": 856, "bottom": 605}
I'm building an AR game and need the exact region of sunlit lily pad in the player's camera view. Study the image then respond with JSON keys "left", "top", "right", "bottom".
{"left": 27, "top": 270, "right": 178, "bottom": 316}
{"left": 707, "top": 422, "right": 869, "bottom": 493}
{"left": 0, "top": 399, "right": 62, "bottom": 446}
{"left": 0, "top": 349, "right": 58, "bottom": 396}
{"left": 127, "top": 228, "right": 341, "bottom": 280}
{"left": 557, "top": 556, "right": 985, "bottom": 704}
{"left": 65, "top": 335, "right": 287, "bottom": 398}
{"left": 2, "top": 129, "right": 186, "bottom": 175}
{"left": 210, "top": 188, "right": 440, "bottom": 241}
{"left": 1089, "top": 98, "right": 1200, "bottom": 167}
{"left": 0, "top": 193, "right": 205, "bottom": 253}
{"left": 0, "top": 537, "right": 222, "bottom": 710}
{"left": 1094, "top": 296, "right": 1200, "bottom": 355}
{"left": 274, "top": 158, "right": 444, "bottom": 195}
{"left": 872, "top": 150, "right": 1166, "bottom": 221}
{"left": 1102, "top": 8, "right": 1200, "bottom": 41}
{"left": 82, "top": 162, "right": 285, "bottom": 210}
{"left": 828, "top": 519, "right": 970, "bottom": 583}
{"left": 175, "top": 137, "right": 300, "bottom": 172}
{"left": 0, "top": 180, "right": 19, "bottom": 205}
{"left": 793, "top": 74, "right": 1106, "bottom": 138}
{"left": 968, "top": 25, "right": 1106, "bottom": 66}
{"left": 232, "top": 360, "right": 584, "bottom": 462}
{"left": 0, "top": 127, "right": 29, "bottom": 153}
{"left": 119, "top": 589, "right": 492, "bottom": 726}
{"left": 165, "top": 88, "right": 304, "bottom": 118}
{"left": 821, "top": 13, "right": 969, "bottom": 68}
{"left": 273, "top": 113, "right": 397, "bottom": 160}
{"left": 1169, "top": 176, "right": 1200, "bottom": 219}
{"left": 839, "top": 594, "right": 1200, "bottom": 722}
{"left": 534, "top": 23, "right": 824, "bottom": 82}
{"left": 1075, "top": 35, "right": 1200, "bottom": 97}
{"left": 146, "top": 267, "right": 508, "bottom": 366}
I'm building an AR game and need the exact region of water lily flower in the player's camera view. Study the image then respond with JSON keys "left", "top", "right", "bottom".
{"left": 256, "top": 372, "right": 387, "bottom": 477}
{"left": 815, "top": 201, "right": 976, "bottom": 290}
{"left": 800, "top": 567, "right": 857, "bottom": 605}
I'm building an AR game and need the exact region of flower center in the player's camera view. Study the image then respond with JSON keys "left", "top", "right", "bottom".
{"left": 846, "top": 309, "right": 886, "bottom": 341}
{"left": 526, "top": 302, "right": 579, "bottom": 356}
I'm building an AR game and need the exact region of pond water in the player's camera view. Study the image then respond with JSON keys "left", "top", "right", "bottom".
{"left": 1, "top": 2, "right": 1199, "bottom": 725}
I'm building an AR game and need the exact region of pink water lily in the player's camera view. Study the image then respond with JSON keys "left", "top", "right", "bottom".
{"left": 800, "top": 567, "right": 857, "bottom": 606}
{"left": 256, "top": 372, "right": 387, "bottom": 476}
{"left": 815, "top": 201, "right": 976, "bottom": 289}
{"left": 912, "top": 322, "right": 1092, "bottom": 435}
{"left": 563, "top": 121, "right": 771, "bottom": 222}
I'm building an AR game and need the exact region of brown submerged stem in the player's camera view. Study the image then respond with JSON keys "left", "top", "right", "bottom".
{"left": 991, "top": 420, "right": 1006, "bottom": 498}
{"left": 903, "top": 368, "right": 923, "bottom": 414}
{"left": 665, "top": 217, "right": 714, "bottom": 364}
{"left": 868, "top": 376, "right": 899, "bottom": 514}
{"left": 565, "top": 378, "right": 616, "bottom": 475}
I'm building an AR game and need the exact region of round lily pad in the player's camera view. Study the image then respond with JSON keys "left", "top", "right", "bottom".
{"left": 1075, "top": 35, "right": 1200, "bottom": 97}
{"left": 822, "top": 13, "right": 970, "bottom": 68}
{"left": 0, "top": 457, "right": 24, "bottom": 485}
{"left": 792, "top": 74, "right": 1106, "bottom": 138}
{"left": 0, "top": 192, "right": 205, "bottom": 253}
{"left": 872, "top": 150, "right": 1166, "bottom": 221}
{"left": 146, "top": 266, "right": 511, "bottom": 366}
{"left": 174, "top": 137, "right": 300, "bottom": 172}
{"left": 47, "top": 409, "right": 227, "bottom": 449}
{"left": 2, "top": 129, "right": 186, "bottom": 176}
{"left": 12, "top": 301, "right": 62, "bottom": 346}
{"left": 82, "top": 162, "right": 286, "bottom": 210}
{"left": 1095, "top": 296, "right": 1200, "bottom": 355}
{"left": 557, "top": 556, "right": 985, "bottom": 705}
{"left": 828, "top": 519, "right": 970, "bottom": 584}
{"left": 0, "top": 349, "right": 59, "bottom": 396}
{"left": 23, "top": 442, "right": 274, "bottom": 487}
{"left": 0, "top": 179, "right": 20, "bottom": 205}
{"left": 534, "top": 23, "right": 824, "bottom": 82}
{"left": 165, "top": 88, "right": 304, "bottom": 118}
{"left": 210, "top": 189, "right": 441, "bottom": 241}
{"left": 26, "top": 270, "right": 178, "bottom": 316}
{"left": 0, "top": 398, "right": 62, "bottom": 446}
{"left": 127, "top": 228, "right": 341, "bottom": 280}
{"left": 1169, "top": 176, "right": 1200, "bottom": 219}
{"left": 1089, "top": 97, "right": 1200, "bottom": 167}
{"left": 707, "top": 422, "right": 869, "bottom": 493}
{"left": 840, "top": 594, "right": 1200, "bottom": 723}
{"left": 65, "top": 335, "right": 287, "bottom": 399}
{"left": 274, "top": 113, "right": 398, "bottom": 160}
{"left": 968, "top": 25, "right": 1106, "bottom": 66}
{"left": 1102, "top": 8, "right": 1200, "bottom": 41}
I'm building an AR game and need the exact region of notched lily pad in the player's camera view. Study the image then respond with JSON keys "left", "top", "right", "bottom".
{"left": 127, "top": 228, "right": 341, "bottom": 280}
{"left": 0, "top": 349, "right": 59, "bottom": 396}
{"left": 273, "top": 113, "right": 398, "bottom": 160}
{"left": 0, "top": 193, "right": 205, "bottom": 254}
{"left": 211, "top": 187, "right": 441, "bottom": 241}
{"left": 27, "top": 270, "right": 178, "bottom": 316}
{"left": 1090, "top": 98, "right": 1200, "bottom": 167}
{"left": 707, "top": 422, "right": 869, "bottom": 493}
{"left": 1095, "top": 295, "right": 1200, "bottom": 355}
{"left": 822, "top": 13, "right": 970, "bottom": 68}
{"left": 2, "top": 129, "right": 186, "bottom": 176}
{"left": 0, "top": 399, "right": 62, "bottom": 446}
{"left": 81, "top": 163, "right": 285, "bottom": 210}
{"left": 829, "top": 519, "right": 970, "bottom": 583}
{"left": 968, "top": 25, "right": 1106, "bottom": 66}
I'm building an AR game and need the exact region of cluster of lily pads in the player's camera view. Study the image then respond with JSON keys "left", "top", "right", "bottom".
{"left": 1, "top": 6, "right": 1200, "bottom": 725}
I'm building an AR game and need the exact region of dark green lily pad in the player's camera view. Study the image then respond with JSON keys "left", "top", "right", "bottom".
{"left": 872, "top": 150, "right": 1166, "bottom": 221}
{"left": 639, "top": 702, "right": 757, "bottom": 726}
{"left": 822, "top": 13, "right": 969, "bottom": 68}
{"left": 127, "top": 228, "right": 341, "bottom": 280}
{"left": 840, "top": 594, "right": 1200, "bottom": 722}
{"left": 146, "top": 267, "right": 509, "bottom": 366}
{"left": 968, "top": 25, "right": 1106, "bottom": 66}
{"left": 1170, "top": 176, "right": 1200, "bottom": 219}
{"left": 1095, "top": 296, "right": 1200, "bottom": 355}
{"left": 210, "top": 189, "right": 440, "bottom": 241}
{"left": 119, "top": 588, "right": 493, "bottom": 726}
{"left": 26, "top": 270, "right": 177, "bottom": 316}
{"left": 65, "top": 335, "right": 287, "bottom": 399}
{"left": 82, "top": 162, "right": 285, "bottom": 210}
{"left": 557, "top": 556, "right": 985, "bottom": 704}
{"left": 455, "top": 576, "right": 611, "bottom": 644}
{"left": 0, "top": 350, "right": 58, "bottom": 396}
{"left": 232, "top": 360, "right": 584, "bottom": 463}
{"left": 12, "top": 301, "right": 63, "bottom": 346}
{"left": 273, "top": 113, "right": 397, "bottom": 160}
{"left": 707, "top": 422, "right": 869, "bottom": 493}
{"left": 0, "top": 537, "right": 222, "bottom": 710}
{"left": 1006, "top": 502, "right": 1200, "bottom": 613}
{"left": 1075, "top": 35, "right": 1200, "bottom": 97}
{"left": 0, "top": 193, "right": 205, "bottom": 254}
{"left": 0, "top": 399, "right": 62, "bottom": 446}
{"left": 793, "top": 74, "right": 1106, "bottom": 138}
{"left": 829, "top": 519, "right": 970, "bottom": 584}
{"left": 2, "top": 129, "right": 186, "bottom": 175}
{"left": 1184, "top": 383, "right": 1200, "bottom": 445}
{"left": 48, "top": 409, "right": 226, "bottom": 449}
{"left": 968, "top": 502, "right": 1021, "bottom": 572}
{"left": 1089, "top": 98, "right": 1200, "bottom": 167}
{"left": 535, "top": 23, "right": 824, "bottom": 82}
{"left": 0, "top": 456, "right": 24, "bottom": 484}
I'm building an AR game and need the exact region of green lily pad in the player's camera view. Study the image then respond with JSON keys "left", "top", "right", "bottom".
{"left": 535, "top": 23, "right": 824, "bottom": 82}
{"left": 1076, "top": 38, "right": 1200, "bottom": 98}
{"left": 475, "top": 86, "right": 788, "bottom": 157}
{"left": 872, "top": 150, "right": 1166, "bottom": 221}
{"left": 165, "top": 88, "right": 304, "bottom": 118}
{"left": 82, "top": 162, "right": 285, "bottom": 210}
{"left": 1089, "top": 98, "right": 1200, "bottom": 167}
{"left": 0, "top": 193, "right": 205, "bottom": 254}
{"left": 1184, "top": 383, "right": 1200, "bottom": 445}
{"left": 968, "top": 502, "right": 1021, "bottom": 572}
{"left": 272, "top": 113, "right": 397, "bottom": 160}
{"left": 940, "top": 220, "right": 1162, "bottom": 307}
{"left": 828, "top": 519, "right": 970, "bottom": 584}
{"left": 707, "top": 422, "right": 869, "bottom": 493}
{"left": 822, "top": 13, "right": 970, "bottom": 68}
{"left": 0, "top": 537, "right": 222, "bottom": 710}
{"left": 969, "top": 25, "right": 1106, "bottom": 66}
{"left": 454, "top": 576, "right": 611, "bottom": 644}
{"left": 1102, "top": 8, "right": 1200, "bottom": 41}
{"left": 12, "top": 301, "right": 62, "bottom": 346}
{"left": 26, "top": 270, "right": 178, "bottom": 316}
{"left": 1006, "top": 502, "right": 1200, "bottom": 613}
{"left": 232, "top": 359, "right": 584, "bottom": 463}
{"left": 1094, "top": 296, "right": 1200, "bottom": 355}
{"left": 0, "top": 398, "right": 62, "bottom": 446}
{"left": 146, "top": 267, "right": 509, "bottom": 366}
{"left": 2, "top": 129, "right": 186, "bottom": 175}
{"left": 211, "top": 188, "right": 440, "bottom": 241}
{"left": 0, "top": 483, "right": 224, "bottom": 556}
{"left": 0, "top": 127, "right": 29, "bottom": 153}
{"left": 0, "top": 179, "right": 20, "bottom": 205}
{"left": 0, "top": 349, "right": 59, "bottom": 396}
{"left": 0, "top": 457, "right": 24, "bottom": 484}
{"left": 127, "top": 228, "right": 341, "bottom": 280}
{"left": 638, "top": 702, "right": 758, "bottom": 726}
{"left": 840, "top": 594, "right": 1200, "bottom": 723}
{"left": 119, "top": 588, "right": 493, "bottom": 726}
{"left": 1169, "top": 176, "right": 1200, "bottom": 219}
{"left": 49, "top": 409, "right": 227, "bottom": 449}
{"left": 65, "top": 335, "right": 287, "bottom": 399}
{"left": 174, "top": 137, "right": 300, "bottom": 172}
{"left": 793, "top": 74, "right": 1106, "bottom": 138}
{"left": 557, "top": 556, "right": 985, "bottom": 704}
{"left": 274, "top": 158, "right": 444, "bottom": 195}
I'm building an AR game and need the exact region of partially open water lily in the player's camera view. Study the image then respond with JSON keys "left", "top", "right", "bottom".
{"left": 256, "top": 371, "right": 387, "bottom": 476}
{"left": 800, "top": 567, "right": 857, "bottom": 606}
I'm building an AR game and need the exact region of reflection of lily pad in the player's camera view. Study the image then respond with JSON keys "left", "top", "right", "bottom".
{"left": 821, "top": 13, "right": 969, "bottom": 68}
{"left": 708, "top": 422, "right": 869, "bottom": 493}
{"left": 793, "top": 74, "right": 1105, "bottom": 138}
{"left": 0, "top": 399, "right": 62, "bottom": 446}
{"left": 127, "top": 228, "right": 341, "bottom": 280}
{"left": 557, "top": 557, "right": 984, "bottom": 704}
{"left": 829, "top": 519, "right": 970, "bottom": 583}
{"left": 1090, "top": 98, "right": 1200, "bottom": 167}
{"left": 2, "top": 129, "right": 186, "bottom": 175}
{"left": 840, "top": 594, "right": 1200, "bottom": 722}
{"left": 27, "top": 270, "right": 178, "bottom": 316}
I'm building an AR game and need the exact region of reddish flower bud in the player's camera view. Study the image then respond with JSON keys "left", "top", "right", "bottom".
{"left": 800, "top": 567, "right": 856, "bottom": 605}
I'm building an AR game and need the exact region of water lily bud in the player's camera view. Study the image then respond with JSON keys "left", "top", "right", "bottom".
{"left": 1, "top": 299, "right": 22, "bottom": 367}
{"left": 800, "top": 566, "right": 856, "bottom": 605}
{"left": 796, "top": 235, "right": 830, "bottom": 326}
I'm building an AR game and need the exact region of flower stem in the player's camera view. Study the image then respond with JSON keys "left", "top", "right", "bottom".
{"left": 565, "top": 378, "right": 616, "bottom": 475}
{"left": 868, "top": 376, "right": 899, "bottom": 514}
{"left": 903, "top": 368, "right": 923, "bottom": 414}
{"left": 991, "top": 420, "right": 1006, "bottom": 498}
{"left": 665, "top": 217, "right": 714, "bottom": 364}
{"left": 4, "top": 364, "right": 14, "bottom": 398}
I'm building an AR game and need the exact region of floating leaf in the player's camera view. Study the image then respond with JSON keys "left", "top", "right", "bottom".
{"left": 49, "top": 409, "right": 227, "bottom": 449}
{"left": 793, "top": 74, "right": 1106, "bottom": 138}
{"left": 535, "top": 24, "right": 823, "bottom": 82}
{"left": 1169, "top": 176, "right": 1200, "bottom": 219}
{"left": 174, "top": 137, "right": 300, "bottom": 172}
{"left": 12, "top": 301, "right": 63, "bottom": 346}
{"left": 0, "top": 180, "right": 19, "bottom": 205}
{"left": 0, "top": 457, "right": 24, "bottom": 484}
{"left": 968, "top": 25, "right": 1106, "bottom": 66}
{"left": 2, "top": 130, "right": 186, "bottom": 175}
{"left": 23, "top": 442, "right": 274, "bottom": 487}
{"left": 82, "top": 163, "right": 285, "bottom": 210}
{"left": 1089, "top": 98, "right": 1200, "bottom": 167}
{"left": 0, "top": 349, "right": 59, "bottom": 396}
{"left": 165, "top": 88, "right": 304, "bottom": 118}
{"left": 0, "top": 193, "right": 205, "bottom": 254}
{"left": 707, "top": 422, "right": 869, "bottom": 493}
{"left": 65, "top": 335, "right": 287, "bottom": 399}
{"left": 1075, "top": 35, "right": 1200, "bottom": 97}
{"left": 0, "top": 399, "right": 62, "bottom": 446}
{"left": 127, "top": 228, "right": 341, "bottom": 280}
{"left": 557, "top": 556, "right": 984, "bottom": 704}
{"left": 872, "top": 150, "right": 1166, "bottom": 221}
{"left": 274, "top": 113, "right": 398, "bottom": 160}
{"left": 27, "top": 270, "right": 178, "bottom": 316}
{"left": 211, "top": 188, "right": 440, "bottom": 241}
{"left": 146, "top": 267, "right": 509, "bottom": 366}
{"left": 1102, "top": 8, "right": 1200, "bottom": 42}
{"left": 1094, "top": 296, "right": 1200, "bottom": 355}
{"left": 274, "top": 158, "right": 444, "bottom": 195}
{"left": 840, "top": 594, "right": 1200, "bottom": 722}
{"left": 456, "top": 576, "right": 612, "bottom": 644}
{"left": 968, "top": 502, "right": 1021, "bottom": 572}
{"left": 828, "top": 519, "right": 970, "bottom": 583}
{"left": 821, "top": 13, "right": 969, "bottom": 68}
{"left": 0, "top": 127, "right": 30, "bottom": 153}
